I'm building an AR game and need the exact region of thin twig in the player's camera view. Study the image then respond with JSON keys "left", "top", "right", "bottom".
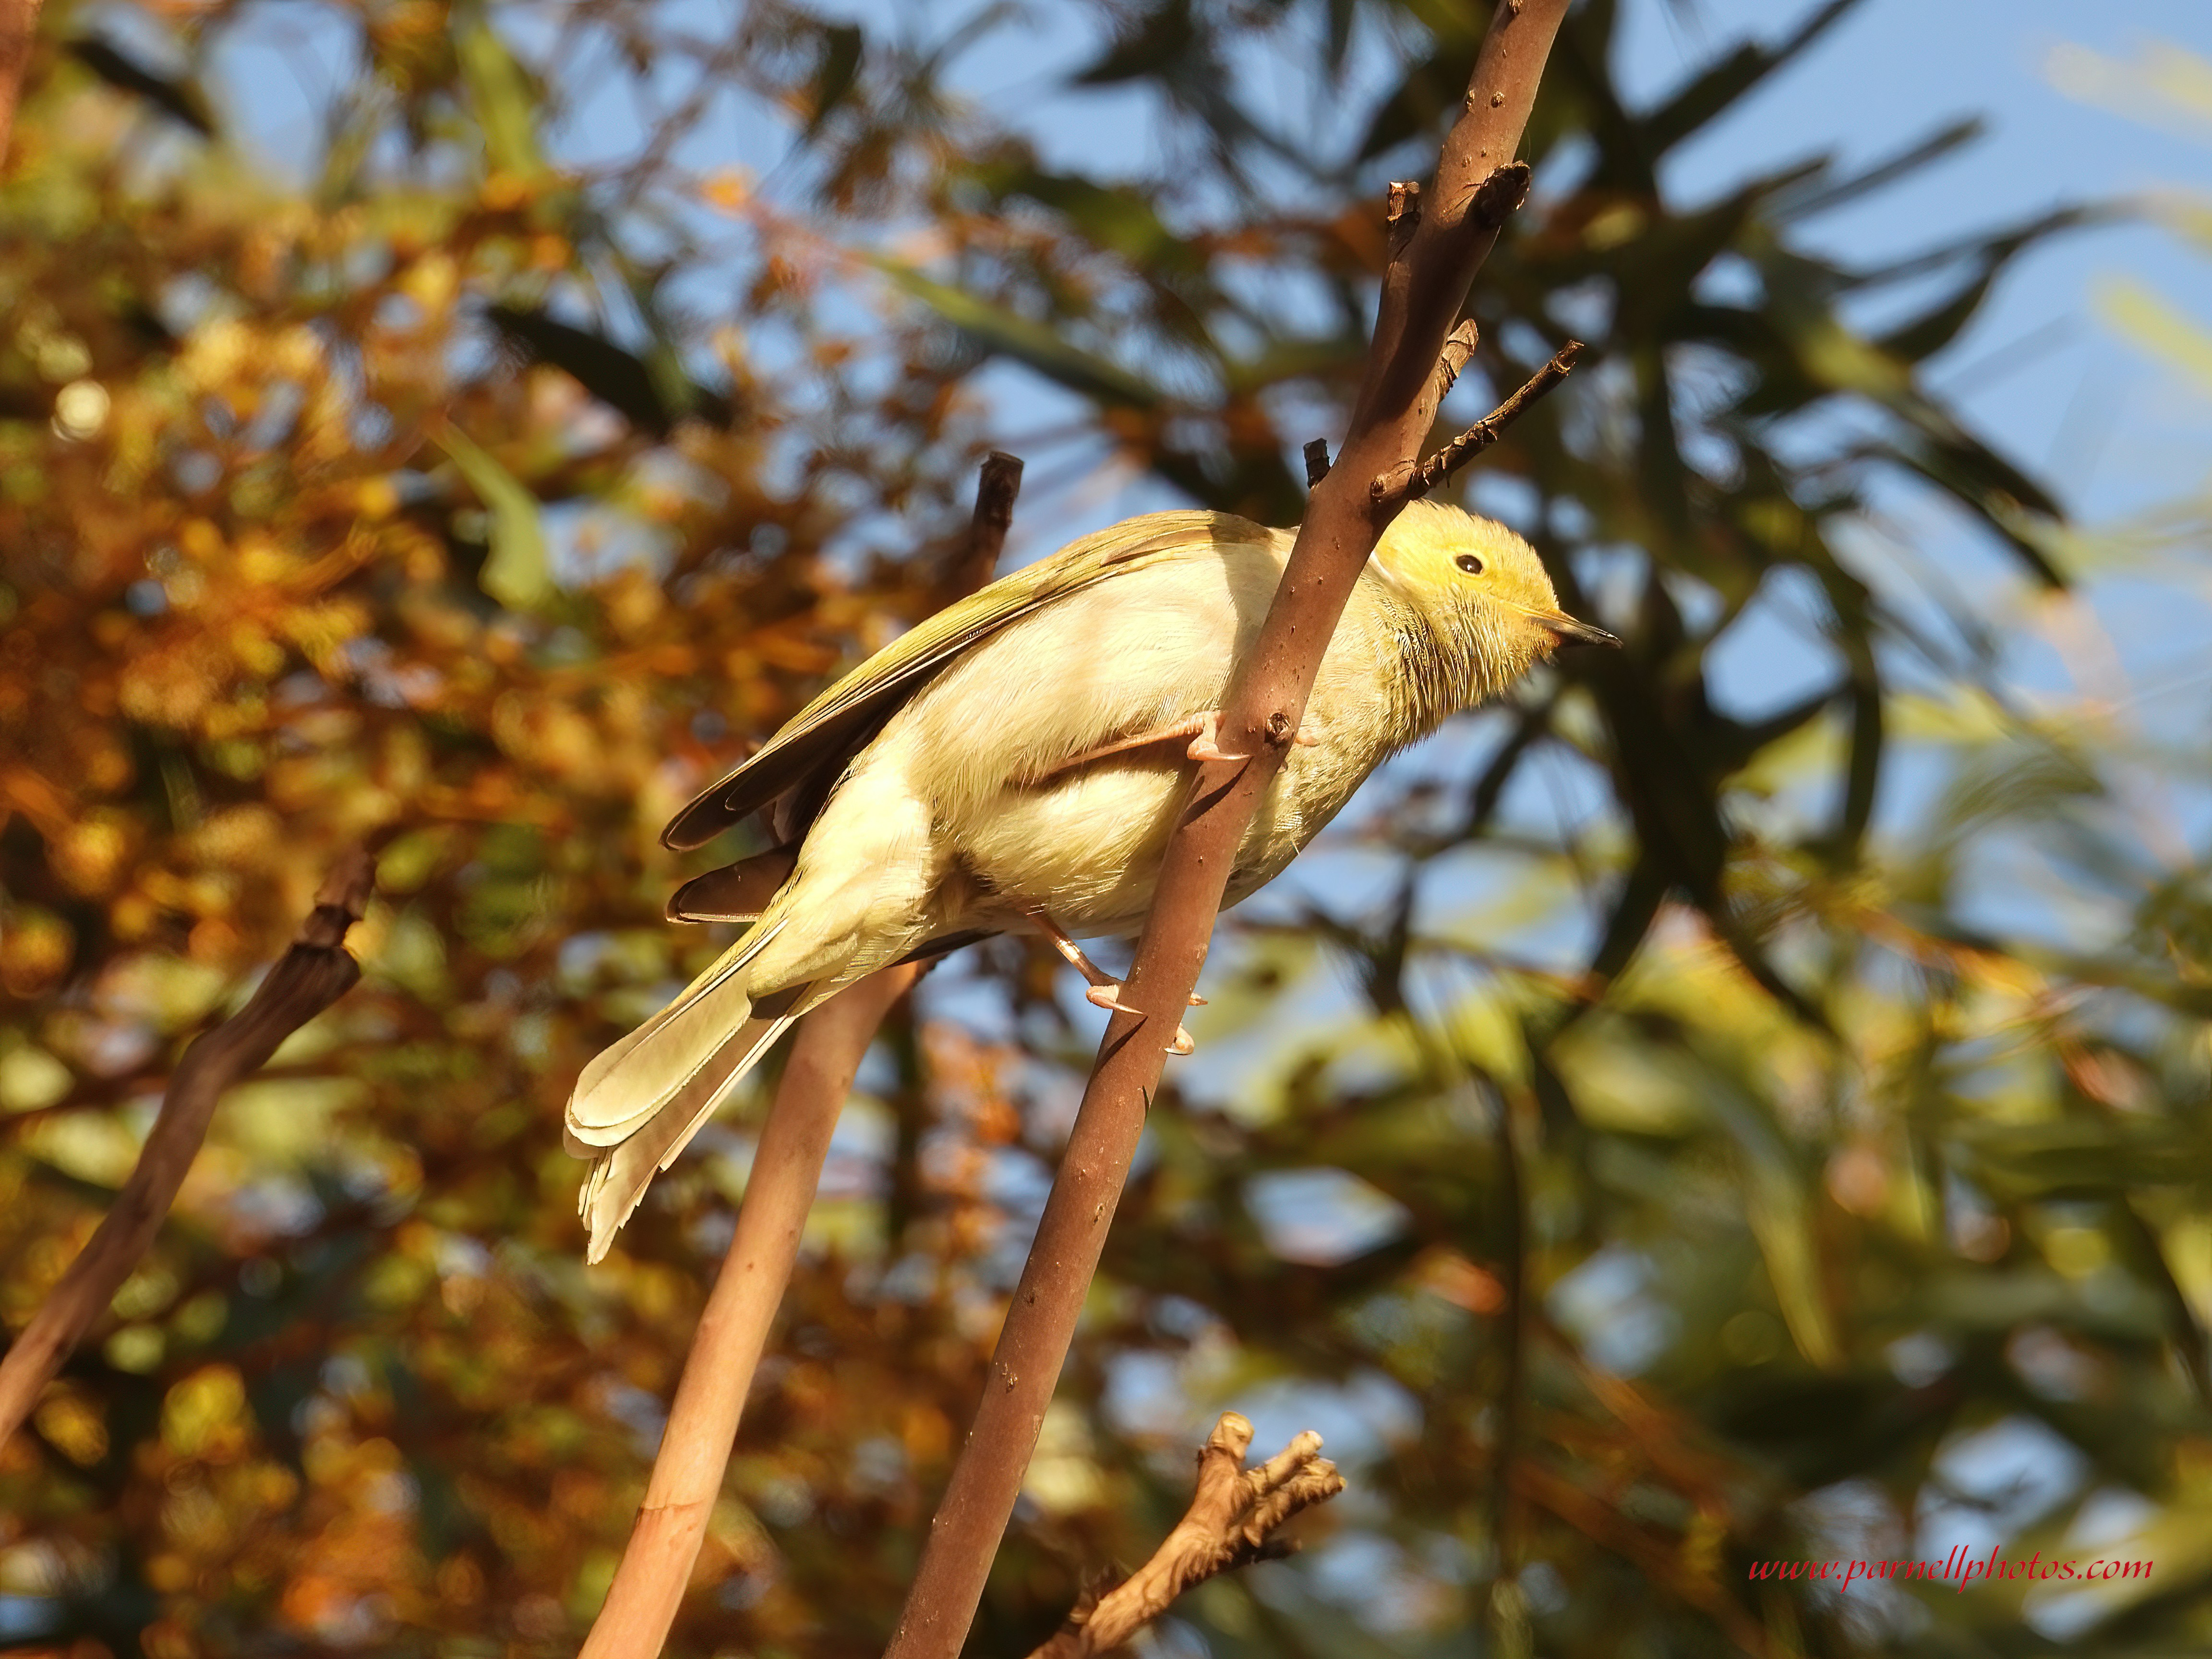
{"left": 1372, "top": 340, "right": 1583, "bottom": 507}
{"left": 882, "top": 7, "right": 1573, "bottom": 1657}
{"left": 0, "top": 0, "right": 39, "bottom": 168}
{"left": 1487, "top": 1080, "right": 1531, "bottom": 1657}
{"left": 1384, "top": 179, "right": 1422, "bottom": 261}
{"left": 1025, "top": 1415, "right": 1343, "bottom": 1659}
{"left": 1428, "top": 319, "right": 1482, "bottom": 409}
{"left": 950, "top": 450, "right": 1024, "bottom": 596}
{"left": 577, "top": 451, "right": 1022, "bottom": 1659}
{"left": 579, "top": 963, "right": 919, "bottom": 1659}
{"left": 0, "top": 849, "right": 375, "bottom": 1448}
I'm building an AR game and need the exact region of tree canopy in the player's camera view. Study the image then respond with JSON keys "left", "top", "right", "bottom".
{"left": 1, "top": 2, "right": 2208, "bottom": 1656}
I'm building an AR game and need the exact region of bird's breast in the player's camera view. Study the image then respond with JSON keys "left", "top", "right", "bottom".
{"left": 878, "top": 546, "right": 1409, "bottom": 938}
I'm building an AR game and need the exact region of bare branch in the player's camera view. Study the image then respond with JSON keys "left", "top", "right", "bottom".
{"left": 0, "top": 848, "right": 375, "bottom": 1448}
{"left": 882, "top": 7, "right": 1572, "bottom": 1657}
{"left": 1372, "top": 340, "right": 1583, "bottom": 507}
{"left": 1469, "top": 159, "right": 1533, "bottom": 230}
{"left": 1025, "top": 1416, "right": 1344, "bottom": 1659}
{"left": 578, "top": 451, "right": 1022, "bottom": 1659}
{"left": 579, "top": 963, "right": 919, "bottom": 1659}
{"left": 1302, "top": 439, "right": 1331, "bottom": 489}
{"left": 0, "top": 0, "right": 41, "bottom": 168}
{"left": 1429, "top": 319, "right": 1483, "bottom": 409}
{"left": 1384, "top": 179, "right": 1422, "bottom": 262}
{"left": 951, "top": 450, "right": 1024, "bottom": 596}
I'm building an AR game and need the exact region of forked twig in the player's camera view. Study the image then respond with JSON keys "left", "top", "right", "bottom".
{"left": 1025, "top": 1415, "right": 1344, "bottom": 1659}
{"left": 0, "top": 850, "right": 376, "bottom": 1447}
{"left": 1371, "top": 340, "right": 1583, "bottom": 507}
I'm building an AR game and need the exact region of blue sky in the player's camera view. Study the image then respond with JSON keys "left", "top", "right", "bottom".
{"left": 202, "top": 0, "right": 2212, "bottom": 547}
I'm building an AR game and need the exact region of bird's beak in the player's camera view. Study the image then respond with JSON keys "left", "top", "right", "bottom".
{"left": 1543, "top": 611, "right": 1622, "bottom": 649}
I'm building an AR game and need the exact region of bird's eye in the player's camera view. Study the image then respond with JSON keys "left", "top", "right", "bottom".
{"left": 1455, "top": 553, "right": 1485, "bottom": 576}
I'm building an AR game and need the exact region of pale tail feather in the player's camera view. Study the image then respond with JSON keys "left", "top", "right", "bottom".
{"left": 566, "top": 917, "right": 789, "bottom": 1146}
{"left": 577, "top": 1000, "right": 805, "bottom": 1263}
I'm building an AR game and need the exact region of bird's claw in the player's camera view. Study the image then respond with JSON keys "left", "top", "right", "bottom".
{"left": 1084, "top": 984, "right": 1138, "bottom": 1017}
{"left": 1189, "top": 715, "right": 1319, "bottom": 763}
{"left": 1083, "top": 985, "right": 1198, "bottom": 1053}
{"left": 1187, "top": 732, "right": 1250, "bottom": 764}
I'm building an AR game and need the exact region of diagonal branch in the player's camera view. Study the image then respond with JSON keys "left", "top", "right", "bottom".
{"left": 0, "top": 849, "right": 375, "bottom": 1448}
{"left": 1371, "top": 340, "right": 1583, "bottom": 507}
{"left": 1427, "top": 318, "right": 1483, "bottom": 409}
{"left": 1025, "top": 1415, "right": 1344, "bottom": 1659}
{"left": 882, "top": 7, "right": 1574, "bottom": 1658}
{"left": 578, "top": 963, "right": 920, "bottom": 1659}
{"left": 577, "top": 451, "right": 1022, "bottom": 1659}
{"left": 947, "top": 450, "right": 1025, "bottom": 597}
{"left": 0, "top": 0, "right": 40, "bottom": 168}
{"left": 1302, "top": 439, "right": 1331, "bottom": 489}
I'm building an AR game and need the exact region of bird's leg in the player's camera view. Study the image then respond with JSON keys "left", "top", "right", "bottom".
{"left": 1037, "top": 711, "right": 1320, "bottom": 781}
{"left": 1024, "top": 908, "right": 1202, "bottom": 1055}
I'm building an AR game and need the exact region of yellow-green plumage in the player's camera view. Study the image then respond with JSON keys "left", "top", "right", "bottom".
{"left": 567, "top": 499, "right": 1606, "bottom": 1260}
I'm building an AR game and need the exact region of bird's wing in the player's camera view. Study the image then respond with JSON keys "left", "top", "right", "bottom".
{"left": 662, "top": 509, "right": 1271, "bottom": 849}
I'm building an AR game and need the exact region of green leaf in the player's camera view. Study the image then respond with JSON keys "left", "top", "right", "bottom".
{"left": 66, "top": 38, "right": 214, "bottom": 136}
{"left": 868, "top": 256, "right": 1164, "bottom": 409}
{"left": 2101, "top": 276, "right": 2212, "bottom": 391}
{"left": 1072, "top": 0, "right": 1198, "bottom": 85}
{"left": 451, "top": 0, "right": 548, "bottom": 181}
{"left": 436, "top": 424, "right": 553, "bottom": 611}
{"left": 1637, "top": 0, "right": 1866, "bottom": 157}
{"left": 485, "top": 304, "right": 733, "bottom": 434}
{"left": 805, "top": 22, "right": 864, "bottom": 139}
{"left": 974, "top": 165, "right": 1204, "bottom": 277}
{"left": 1356, "top": 33, "right": 1481, "bottom": 161}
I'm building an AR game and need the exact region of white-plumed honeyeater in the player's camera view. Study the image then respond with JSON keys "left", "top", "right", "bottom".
{"left": 565, "top": 500, "right": 1616, "bottom": 1260}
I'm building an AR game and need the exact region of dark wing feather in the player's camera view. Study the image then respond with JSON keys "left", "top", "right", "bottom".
{"left": 666, "top": 847, "right": 801, "bottom": 923}
{"left": 662, "top": 510, "right": 1267, "bottom": 850}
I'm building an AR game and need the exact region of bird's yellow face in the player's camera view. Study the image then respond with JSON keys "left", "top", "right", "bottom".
{"left": 1371, "top": 499, "right": 1616, "bottom": 703}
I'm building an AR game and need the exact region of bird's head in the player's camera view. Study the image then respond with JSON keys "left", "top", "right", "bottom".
{"left": 1371, "top": 499, "right": 1618, "bottom": 703}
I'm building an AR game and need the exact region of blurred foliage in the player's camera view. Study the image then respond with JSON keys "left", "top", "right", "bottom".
{"left": 0, "top": 2, "right": 2208, "bottom": 1657}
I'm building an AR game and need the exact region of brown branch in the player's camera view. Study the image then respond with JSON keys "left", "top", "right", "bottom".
{"left": 579, "top": 963, "right": 920, "bottom": 1659}
{"left": 882, "top": 7, "right": 1573, "bottom": 1658}
{"left": 0, "top": 849, "right": 375, "bottom": 1449}
{"left": 949, "top": 449, "right": 1024, "bottom": 597}
{"left": 0, "top": 0, "right": 39, "bottom": 169}
{"left": 1301, "top": 439, "right": 1331, "bottom": 489}
{"left": 1025, "top": 1415, "right": 1343, "bottom": 1659}
{"left": 1371, "top": 339, "right": 1582, "bottom": 507}
{"left": 579, "top": 451, "right": 1022, "bottom": 1659}
{"left": 1487, "top": 1082, "right": 1530, "bottom": 1655}
{"left": 1428, "top": 318, "right": 1483, "bottom": 408}
{"left": 1383, "top": 179, "right": 1422, "bottom": 261}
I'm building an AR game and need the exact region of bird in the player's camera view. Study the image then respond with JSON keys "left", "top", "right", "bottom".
{"left": 565, "top": 498, "right": 1617, "bottom": 1261}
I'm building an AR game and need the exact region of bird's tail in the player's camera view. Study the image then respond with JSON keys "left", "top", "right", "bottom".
{"left": 564, "top": 918, "right": 808, "bottom": 1262}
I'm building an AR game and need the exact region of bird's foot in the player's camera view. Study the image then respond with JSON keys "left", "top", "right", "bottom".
{"left": 1184, "top": 709, "right": 1323, "bottom": 764}
{"left": 1028, "top": 907, "right": 1202, "bottom": 1053}
{"left": 1037, "top": 711, "right": 1319, "bottom": 780}
{"left": 1083, "top": 983, "right": 1203, "bottom": 1051}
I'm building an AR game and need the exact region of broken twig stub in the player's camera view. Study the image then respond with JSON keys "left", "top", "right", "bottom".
{"left": 1025, "top": 1414, "right": 1345, "bottom": 1659}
